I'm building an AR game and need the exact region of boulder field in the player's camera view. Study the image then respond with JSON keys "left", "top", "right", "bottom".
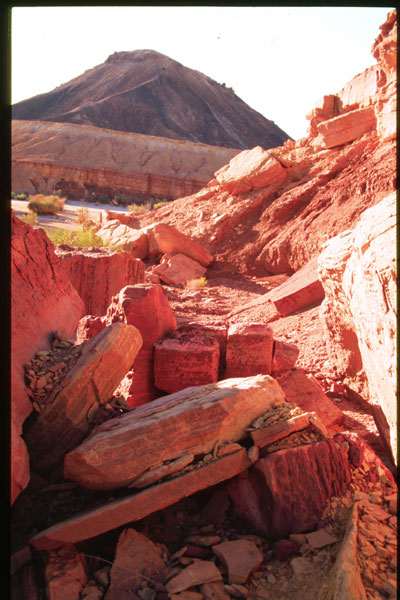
{"left": 11, "top": 11, "right": 397, "bottom": 600}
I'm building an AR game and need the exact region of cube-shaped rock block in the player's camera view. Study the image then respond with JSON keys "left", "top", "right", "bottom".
{"left": 154, "top": 332, "right": 220, "bottom": 394}
{"left": 225, "top": 323, "right": 273, "bottom": 379}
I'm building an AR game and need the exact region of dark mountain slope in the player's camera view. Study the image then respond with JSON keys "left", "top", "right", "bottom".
{"left": 12, "top": 49, "right": 291, "bottom": 149}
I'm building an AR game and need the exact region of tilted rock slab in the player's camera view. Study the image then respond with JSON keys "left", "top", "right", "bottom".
{"left": 318, "top": 193, "right": 396, "bottom": 463}
{"left": 154, "top": 332, "right": 220, "bottom": 394}
{"left": 152, "top": 252, "right": 207, "bottom": 286}
{"left": 265, "top": 255, "right": 325, "bottom": 317}
{"left": 30, "top": 448, "right": 253, "bottom": 550}
{"left": 55, "top": 246, "right": 145, "bottom": 316}
{"left": 214, "top": 146, "right": 287, "bottom": 194}
{"left": 144, "top": 222, "right": 213, "bottom": 266}
{"left": 24, "top": 322, "right": 143, "bottom": 474}
{"left": 64, "top": 375, "right": 285, "bottom": 490}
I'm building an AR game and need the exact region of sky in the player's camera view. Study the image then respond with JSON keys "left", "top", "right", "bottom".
{"left": 11, "top": 6, "right": 393, "bottom": 141}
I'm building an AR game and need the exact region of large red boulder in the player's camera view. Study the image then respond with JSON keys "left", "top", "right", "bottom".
{"left": 228, "top": 438, "right": 351, "bottom": 539}
{"left": 11, "top": 213, "right": 84, "bottom": 502}
{"left": 55, "top": 246, "right": 145, "bottom": 316}
{"left": 106, "top": 284, "right": 177, "bottom": 406}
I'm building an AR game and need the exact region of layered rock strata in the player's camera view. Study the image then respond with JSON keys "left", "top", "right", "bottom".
{"left": 318, "top": 192, "right": 396, "bottom": 463}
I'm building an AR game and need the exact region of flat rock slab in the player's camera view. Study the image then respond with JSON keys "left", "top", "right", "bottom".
{"left": 212, "top": 539, "right": 263, "bottom": 584}
{"left": 276, "top": 369, "right": 345, "bottom": 430}
{"left": 271, "top": 340, "right": 299, "bottom": 375}
{"left": 200, "top": 581, "right": 231, "bottom": 600}
{"left": 30, "top": 449, "right": 252, "bottom": 551}
{"left": 305, "top": 528, "right": 338, "bottom": 549}
{"left": 24, "top": 322, "right": 143, "bottom": 474}
{"left": 96, "top": 221, "right": 149, "bottom": 259}
{"left": 266, "top": 256, "right": 324, "bottom": 317}
{"left": 317, "top": 106, "right": 377, "bottom": 149}
{"left": 166, "top": 561, "right": 222, "bottom": 594}
{"left": 64, "top": 375, "right": 285, "bottom": 490}
{"left": 104, "top": 528, "right": 166, "bottom": 599}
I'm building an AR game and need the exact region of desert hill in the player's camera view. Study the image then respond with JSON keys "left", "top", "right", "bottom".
{"left": 11, "top": 120, "right": 240, "bottom": 201}
{"left": 12, "top": 49, "right": 290, "bottom": 149}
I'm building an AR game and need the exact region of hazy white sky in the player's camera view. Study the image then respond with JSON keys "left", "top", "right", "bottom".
{"left": 11, "top": 6, "right": 392, "bottom": 140}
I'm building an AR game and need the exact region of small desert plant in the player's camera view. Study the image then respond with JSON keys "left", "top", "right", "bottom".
{"left": 16, "top": 193, "right": 27, "bottom": 200}
{"left": 128, "top": 202, "right": 151, "bottom": 214}
{"left": 153, "top": 201, "right": 167, "bottom": 209}
{"left": 46, "top": 228, "right": 74, "bottom": 245}
{"left": 185, "top": 277, "right": 208, "bottom": 289}
{"left": 75, "top": 207, "right": 96, "bottom": 229}
{"left": 20, "top": 210, "right": 37, "bottom": 226}
{"left": 28, "top": 194, "right": 65, "bottom": 215}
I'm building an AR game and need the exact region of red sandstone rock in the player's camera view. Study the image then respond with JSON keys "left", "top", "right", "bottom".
{"left": 76, "top": 315, "right": 107, "bottom": 344}
{"left": 266, "top": 256, "right": 324, "bottom": 317}
{"left": 177, "top": 324, "right": 228, "bottom": 377}
{"left": 144, "top": 222, "right": 213, "bottom": 266}
{"left": 200, "top": 582, "right": 231, "bottom": 600}
{"left": 154, "top": 332, "right": 220, "bottom": 394}
{"left": 276, "top": 369, "right": 345, "bottom": 430}
{"left": 167, "top": 561, "right": 222, "bottom": 594}
{"left": 271, "top": 340, "right": 299, "bottom": 375}
{"left": 317, "top": 106, "right": 377, "bottom": 149}
{"left": 96, "top": 220, "right": 149, "bottom": 258}
{"left": 105, "top": 528, "right": 167, "bottom": 599}
{"left": 24, "top": 322, "right": 143, "bottom": 475}
{"left": 64, "top": 375, "right": 284, "bottom": 490}
{"left": 11, "top": 213, "right": 84, "bottom": 502}
{"left": 44, "top": 544, "right": 87, "bottom": 600}
{"left": 229, "top": 439, "right": 351, "bottom": 539}
{"left": 55, "top": 246, "right": 145, "bottom": 316}
{"left": 212, "top": 539, "right": 263, "bottom": 584}
{"left": 318, "top": 193, "right": 396, "bottom": 462}
{"left": 30, "top": 449, "right": 253, "bottom": 550}
{"left": 214, "top": 146, "right": 287, "bottom": 194}
{"left": 106, "top": 284, "right": 177, "bottom": 406}
{"left": 272, "top": 539, "right": 300, "bottom": 561}
{"left": 225, "top": 323, "right": 274, "bottom": 378}
{"left": 153, "top": 253, "right": 207, "bottom": 287}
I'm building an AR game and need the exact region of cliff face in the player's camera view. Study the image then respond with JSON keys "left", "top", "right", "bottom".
{"left": 12, "top": 49, "right": 290, "bottom": 150}
{"left": 11, "top": 120, "right": 239, "bottom": 201}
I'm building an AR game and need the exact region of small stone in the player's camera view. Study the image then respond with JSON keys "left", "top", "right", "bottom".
{"left": 200, "top": 581, "right": 231, "bottom": 600}
{"left": 289, "top": 533, "right": 307, "bottom": 546}
{"left": 290, "top": 556, "right": 312, "bottom": 576}
{"left": 381, "top": 580, "right": 397, "bottom": 597}
{"left": 272, "top": 539, "right": 299, "bottom": 561}
{"left": 266, "top": 573, "right": 276, "bottom": 584}
{"left": 255, "top": 584, "right": 270, "bottom": 600}
{"left": 230, "top": 584, "right": 247, "bottom": 598}
{"left": 139, "top": 587, "right": 157, "bottom": 600}
{"left": 166, "top": 561, "right": 222, "bottom": 594}
{"left": 184, "top": 536, "right": 221, "bottom": 548}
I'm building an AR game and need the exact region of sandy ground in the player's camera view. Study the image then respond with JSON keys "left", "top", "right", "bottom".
{"left": 11, "top": 198, "right": 129, "bottom": 231}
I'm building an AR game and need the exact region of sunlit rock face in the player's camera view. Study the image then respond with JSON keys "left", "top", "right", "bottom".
{"left": 318, "top": 193, "right": 396, "bottom": 463}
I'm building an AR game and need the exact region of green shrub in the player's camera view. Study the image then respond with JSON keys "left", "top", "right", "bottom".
{"left": 46, "top": 228, "right": 74, "bottom": 245}
{"left": 28, "top": 194, "right": 65, "bottom": 215}
{"left": 98, "top": 196, "right": 110, "bottom": 204}
{"left": 153, "top": 201, "right": 167, "bottom": 209}
{"left": 20, "top": 211, "right": 37, "bottom": 226}
{"left": 46, "top": 226, "right": 109, "bottom": 249}
{"left": 16, "top": 193, "right": 27, "bottom": 200}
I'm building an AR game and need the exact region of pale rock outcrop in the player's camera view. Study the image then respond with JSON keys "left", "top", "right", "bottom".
{"left": 154, "top": 332, "right": 220, "bottom": 393}
{"left": 372, "top": 10, "right": 397, "bottom": 142}
{"left": 318, "top": 192, "right": 396, "bottom": 463}
{"left": 64, "top": 375, "right": 285, "bottom": 490}
{"left": 212, "top": 540, "right": 263, "bottom": 584}
{"left": 152, "top": 253, "right": 206, "bottom": 287}
{"left": 144, "top": 222, "right": 213, "bottom": 266}
{"left": 317, "top": 106, "right": 377, "bottom": 149}
{"left": 96, "top": 220, "right": 149, "bottom": 258}
{"left": 11, "top": 213, "right": 84, "bottom": 503}
{"left": 24, "top": 322, "right": 143, "bottom": 474}
{"left": 214, "top": 146, "right": 287, "bottom": 194}
{"left": 55, "top": 246, "right": 145, "bottom": 316}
